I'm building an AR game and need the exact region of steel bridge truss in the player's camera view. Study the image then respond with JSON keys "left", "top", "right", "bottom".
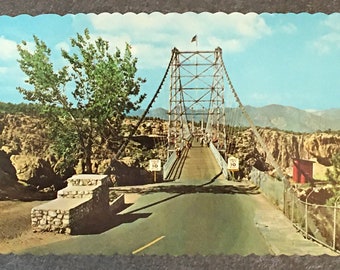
{"left": 167, "top": 47, "right": 226, "bottom": 158}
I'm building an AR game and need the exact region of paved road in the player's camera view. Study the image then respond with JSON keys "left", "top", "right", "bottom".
{"left": 21, "top": 143, "right": 337, "bottom": 256}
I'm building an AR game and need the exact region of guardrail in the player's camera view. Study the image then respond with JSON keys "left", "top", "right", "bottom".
{"left": 163, "top": 136, "right": 192, "bottom": 180}
{"left": 209, "top": 143, "right": 229, "bottom": 178}
{"left": 284, "top": 187, "right": 340, "bottom": 253}
{"left": 163, "top": 151, "right": 177, "bottom": 180}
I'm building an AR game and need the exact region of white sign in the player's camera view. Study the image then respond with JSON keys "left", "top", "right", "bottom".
{"left": 149, "top": 159, "right": 162, "bottom": 172}
{"left": 227, "top": 156, "right": 239, "bottom": 171}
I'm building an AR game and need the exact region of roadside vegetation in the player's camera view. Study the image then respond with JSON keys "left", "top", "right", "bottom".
{"left": 0, "top": 101, "right": 43, "bottom": 116}
{"left": 16, "top": 28, "right": 146, "bottom": 176}
{"left": 326, "top": 153, "right": 340, "bottom": 205}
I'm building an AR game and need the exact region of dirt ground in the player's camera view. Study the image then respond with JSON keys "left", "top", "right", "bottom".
{"left": 0, "top": 194, "right": 141, "bottom": 254}
{"left": 0, "top": 200, "right": 70, "bottom": 254}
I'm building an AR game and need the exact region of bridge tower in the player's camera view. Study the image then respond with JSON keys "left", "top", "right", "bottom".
{"left": 167, "top": 47, "right": 226, "bottom": 158}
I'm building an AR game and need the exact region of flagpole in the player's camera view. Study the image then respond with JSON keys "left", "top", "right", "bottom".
{"left": 195, "top": 36, "right": 198, "bottom": 134}
{"left": 195, "top": 35, "right": 198, "bottom": 76}
{"left": 191, "top": 35, "right": 199, "bottom": 135}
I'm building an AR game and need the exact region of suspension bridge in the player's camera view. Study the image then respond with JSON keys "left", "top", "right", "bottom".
{"left": 25, "top": 47, "right": 338, "bottom": 256}
{"left": 116, "top": 47, "right": 285, "bottom": 185}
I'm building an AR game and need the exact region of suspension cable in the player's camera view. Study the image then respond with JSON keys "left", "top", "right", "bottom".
{"left": 220, "top": 56, "right": 287, "bottom": 184}
{"left": 114, "top": 49, "right": 176, "bottom": 160}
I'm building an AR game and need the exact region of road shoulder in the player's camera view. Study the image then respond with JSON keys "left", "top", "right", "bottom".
{"left": 252, "top": 193, "right": 338, "bottom": 256}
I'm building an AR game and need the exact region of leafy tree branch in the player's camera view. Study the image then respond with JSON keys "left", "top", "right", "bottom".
{"left": 17, "top": 28, "right": 146, "bottom": 174}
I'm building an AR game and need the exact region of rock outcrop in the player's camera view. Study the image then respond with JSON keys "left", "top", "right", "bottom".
{"left": 10, "top": 154, "right": 59, "bottom": 189}
{"left": 229, "top": 128, "right": 339, "bottom": 178}
{"left": 0, "top": 149, "right": 55, "bottom": 201}
{"left": 0, "top": 114, "right": 62, "bottom": 191}
{"left": 0, "top": 114, "right": 154, "bottom": 197}
{"left": 257, "top": 129, "right": 339, "bottom": 168}
{"left": 0, "top": 113, "right": 339, "bottom": 198}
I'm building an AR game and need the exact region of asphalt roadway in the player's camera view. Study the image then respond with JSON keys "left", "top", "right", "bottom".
{"left": 21, "top": 142, "right": 338, "bottom": 256}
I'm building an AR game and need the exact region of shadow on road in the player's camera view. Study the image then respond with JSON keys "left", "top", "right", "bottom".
{"left": 76, "top": 175, "right": 260, "bottom": 235}
{"left": 122, "top": 174, "right": 260, "bottom": 215}
{"left": 200, "top": 171, "right": 223, "bottom": 186}
{"left": 165, "top": 145, "right": 190, "bottom": 181}
{"left": 72, "top": 203, "right": 151, "bottom": 235}
{"left": 141, "top": 183, "right": 260, "bottom": 195}
{"left": 125, "top": 193, "right": 183, "bottom": 215}
{"left": 114, "top": 176, "right": 260, "bottom": 197}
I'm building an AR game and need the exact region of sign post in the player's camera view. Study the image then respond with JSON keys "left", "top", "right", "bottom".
{"left": 149, "top": 159, "right": 162, "bottom": 183}
{"left": 227, "top": 156, "right": 239, "bottom": 180}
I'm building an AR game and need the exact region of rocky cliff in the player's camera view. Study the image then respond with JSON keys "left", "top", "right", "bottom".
{"left": 0, "top": 113, "right": 339, "bottom": 199}
{"left": 0, "top": 114, "right": 159, "bottom": 199}
{"left": 231, "top": 128, "right": 339, "bottom": 178}
{"left": 258, "top": 129, "right": 339, "bottom": 168}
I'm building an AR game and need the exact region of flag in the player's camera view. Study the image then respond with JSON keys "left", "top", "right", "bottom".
{"left": 191, "top": 35, "right": 197, "bottom": 43}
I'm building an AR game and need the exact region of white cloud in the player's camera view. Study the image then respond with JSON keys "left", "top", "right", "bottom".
{"left": 132, "top": 43, "right": 169, "bottom": 69}
{"left": 52, "top": 42, "right": 72, "bottom": 69}
{"left": 0, "top": 67, "right": 8, "bottom": 74}
{"left": 55, "top": 41, "right": 70, "bottom": 52}
{"left": 0, "top": 37, "right": 26, "bottom": 84}
{"left": 87, "top": 12, "right": 272, "bottom": 69}
{"left": 313, "top": 40, "right": 331, "bottom": 55}
{"left": 0, "top": 36, "right": 19, "bottom": 60}
{"left": 16, "top": 40, "right": 36, "bottom": 54}
{"left": 0, "top": 64, "right": 26, "bottom": 90}
{"left": 281, "top": 23, "right": 297, "bottom": 34}
{"left": 323, "top": 13, "right": 340, "bottom": 31}
{"left": 89, "top": 12, "right": 272, "bottom": 42}
{"left": 313, "top": 33, "right": 340, "bottom": 54}
{"left": 313, "top": 14, "right": 340, "bottom": 54}
{"left": 227, "top": 13, "right": 272, "bottom": 38}
{"left": 92, "top": 33, "right": 132, "bottom": 53}
{"left": 206, "top": 36, "right": 244, "bottom": 53}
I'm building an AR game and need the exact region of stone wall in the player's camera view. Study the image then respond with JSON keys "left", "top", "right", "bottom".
{"left": 31, "top": 174, "right": 110, "bottom": 234}
{"left": 109, "top": 193, "right": 125, "bottom": 213}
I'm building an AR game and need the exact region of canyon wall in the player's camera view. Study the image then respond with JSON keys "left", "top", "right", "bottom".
{"left": 1, "top": 114, "right": 339, "bottom": 196}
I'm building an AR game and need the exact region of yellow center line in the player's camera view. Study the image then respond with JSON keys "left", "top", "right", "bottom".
{"left": 132, "top": 235, "right": 165, "bottom": 255}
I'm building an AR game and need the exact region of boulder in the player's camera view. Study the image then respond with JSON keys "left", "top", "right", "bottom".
{"left": 0, "top": 150, "right": 17, "bottom": 181}
{"left": 10, "top": 154, "right": 61, "bottom": 190}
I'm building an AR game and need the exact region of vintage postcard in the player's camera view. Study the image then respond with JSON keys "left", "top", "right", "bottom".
{"left": 0, "top": 12, "right": 339, "bottom": 260}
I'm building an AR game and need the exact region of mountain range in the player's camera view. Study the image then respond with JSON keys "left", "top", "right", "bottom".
{"left": 130, "top": 104, "right": 340, "bottom": 133}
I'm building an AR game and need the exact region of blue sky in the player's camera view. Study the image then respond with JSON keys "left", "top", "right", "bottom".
{"left": 0, "top": 13, "right": 339, "bottom": 111}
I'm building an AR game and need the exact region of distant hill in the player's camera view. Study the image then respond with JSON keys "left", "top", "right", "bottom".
{"left": 130, "top": 105, "right": 340, "bottom": 133}
{"left": 129, "top": 107, "right": 168, "bottom": 119}
{"left": 311, "top": 108, "right": 340, "bottom": 124}
{"left": 238, "top": 105, "right": 340, "bottom": 133}
{"left": 4, "top": 101, "right": 337, "bottom": 133}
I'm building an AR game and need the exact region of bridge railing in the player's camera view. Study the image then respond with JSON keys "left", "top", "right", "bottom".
{"left": 163, "top": 135, "right": 192, "bottom": 180}
{"left": 163, "top": 151, "right": 177, "bottom": 180}
{"left": 209, "top": 143, "right": 229, "bottom": 179}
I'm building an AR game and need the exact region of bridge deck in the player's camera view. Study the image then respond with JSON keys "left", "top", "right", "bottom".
{"left": 171, "top": 140, "right": 225, "bottom": 185}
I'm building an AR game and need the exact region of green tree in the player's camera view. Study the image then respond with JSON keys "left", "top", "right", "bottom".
{"left": 17, "top": 29, "right": 146, "bottom": 174}
{"left": 326, "top": 153, "right": 340, "bottom": 206}
{"left": 326, "top": 152, "right": 340, "bottom": 185}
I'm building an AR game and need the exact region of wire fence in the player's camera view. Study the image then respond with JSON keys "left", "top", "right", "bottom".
{"left": 284, "top": 187, "right": 340, "bottom": 252}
